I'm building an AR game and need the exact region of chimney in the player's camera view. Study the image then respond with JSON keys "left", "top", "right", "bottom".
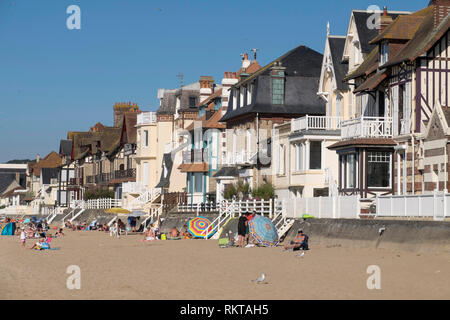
{"left": 199, "top": 76, "right": 214, "bottom": 104}
{"left": 242, "top": 53, "right": 250, "bottom": 69}
{"left": 432, "top": 0, "right": 450, "bottom": 28}
{"left": 36, "top": 153, "right": 40, "bottom": 163}
{"left": 379, "top": 7, "right": 393, "bottom": 34}
{"left": 221, "top": 71, "right": 238, "bottom": 109}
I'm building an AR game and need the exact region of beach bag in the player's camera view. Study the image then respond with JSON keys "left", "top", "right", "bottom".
{"left": 218, "top": 238, "right": 229, "bottom": 246}
{"left": 161, "top": 233, "right": 166, "bottom": 240}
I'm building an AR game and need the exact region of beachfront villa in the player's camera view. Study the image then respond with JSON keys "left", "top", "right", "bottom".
{"left": 219, "top": 45, "right": 325, "bottom": 197}
{"left": 329, "top": 2, "right": 450, "bottom": 200}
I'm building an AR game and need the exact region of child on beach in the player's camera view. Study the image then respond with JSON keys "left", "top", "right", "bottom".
{"left": 20, "top": 228, "right": 26, "bottom": 247}
{"left": 55, "top": 228, "right": 65, "bottom": 237}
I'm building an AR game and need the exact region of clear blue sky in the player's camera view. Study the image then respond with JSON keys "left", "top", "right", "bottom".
{"left": 0, "top": 0, "right": 426, "bottom": 162}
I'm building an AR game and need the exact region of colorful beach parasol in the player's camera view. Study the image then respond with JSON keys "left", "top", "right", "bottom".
{"left": 248, "top": 215, "right": 279, "bottom": 247}
{"left": 104, "top": 208, "right": 131, "bottom": 214}
{"left": 187, "top": 216, "right": 216, "bottom": 239}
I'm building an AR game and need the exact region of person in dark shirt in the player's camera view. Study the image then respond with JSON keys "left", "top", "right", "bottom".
{"left": 237, "top": 212, "right": 248, "bottom": 248}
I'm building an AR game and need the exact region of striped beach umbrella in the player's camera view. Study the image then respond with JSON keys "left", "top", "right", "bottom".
{"left": 187, "top": 216, "right": 216, "bottom": 239}
{"left": 248, "top": 215, "right": 279, "bottom": 247}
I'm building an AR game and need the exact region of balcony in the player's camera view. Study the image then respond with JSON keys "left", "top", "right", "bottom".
{"left": 137, "top": 112, "right": 157, "bottom": 125}
{"left": 291, "top": 115, "right": 342, "bottom": 133}
{"left": 341, "top": 116, "right": 393, "bottom": 140}
{"left": 182, "top": 149, "right": 208, "bottom": 164}
{"left": 222, "top": 150, "right": 256, "bottom": 166}
{"left": 114, "top": 168, "right": 136, "bottom": 180}
{"left": 85, "top": 169, "right": 136, "bottom": 185}
{"left": 68, "top": 177, "right": 83, "bottom": 186}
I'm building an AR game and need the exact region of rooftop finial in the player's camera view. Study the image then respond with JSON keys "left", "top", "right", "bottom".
{"left": 327, "top": 21, "right": 330, "bottom": 36}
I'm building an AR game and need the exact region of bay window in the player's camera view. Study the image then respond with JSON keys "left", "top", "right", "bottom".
{"left": 367, "top": 152, "right": 391, "bottom": 188}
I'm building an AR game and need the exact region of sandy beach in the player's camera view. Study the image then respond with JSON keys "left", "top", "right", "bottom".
{"left": 0, "top": 229, "right": 449, "bottom": 300}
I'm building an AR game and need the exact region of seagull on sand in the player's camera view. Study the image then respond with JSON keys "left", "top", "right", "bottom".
{"left": 378, "top": 227, "right": 386, "bottom": 236}
{"left": 297, "top": 252, "right": 305, "bottom": 258}
{"left": 252, "top": 273, "right": 266, "bottom": 284}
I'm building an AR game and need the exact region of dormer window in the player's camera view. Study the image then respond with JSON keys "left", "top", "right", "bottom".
{"left": 380, "top": 41, "right": 389, "bottom": 65}
{"left": 189, "top": 96, "right": 197, "bottom": 108}
{"left": 272, "top": 76, "right": 285, "bottom": 105}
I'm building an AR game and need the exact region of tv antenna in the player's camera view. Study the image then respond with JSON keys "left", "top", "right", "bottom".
{"left": 176, "top": 72, "right": 184, "bottom": 88}
{"left": 251, "top": 48, "right": 259, "bottom": 60}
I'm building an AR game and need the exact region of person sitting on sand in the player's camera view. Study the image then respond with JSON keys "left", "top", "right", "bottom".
{"left": 170, "top": 227, "right": 180, "bottom": 238}
{"left": 284, "top": 230, "right": 309, "bottom": 251}
{"left": 142, "top": 228, "right": 156, "bottom": 241}
{"left": 55, "top": 228, "right": 65, "bottom": 237}
{"left": 30, "top": 237, "right": 46, "bottom": 250}
{"left": 180, "top": 224, "right": 192, "bottom": 239}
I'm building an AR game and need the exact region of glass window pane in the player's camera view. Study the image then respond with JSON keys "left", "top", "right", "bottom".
{"left": 309, "top": 141, "right": 322, "bottom": 169}
{"left": 194, "top": 173, "right": 203, "bottom": 193}
{"left": 367, "top": 152, "right": 391, "bottom": 188}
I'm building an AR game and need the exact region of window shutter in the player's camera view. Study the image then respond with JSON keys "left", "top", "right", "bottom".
{"left": 393, "top": 86, "right": 399, "bottom": 136}
{"left": 405, "top": 82, "right": 411, "bottom": 133}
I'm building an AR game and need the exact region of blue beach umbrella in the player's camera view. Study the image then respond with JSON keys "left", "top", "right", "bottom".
{"left": 248, "top": 215, "right": 279, "bottom": 247}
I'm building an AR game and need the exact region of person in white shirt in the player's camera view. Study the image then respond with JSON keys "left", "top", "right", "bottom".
{"left": 20, "top": 228, "right": 26, "bottom": 247}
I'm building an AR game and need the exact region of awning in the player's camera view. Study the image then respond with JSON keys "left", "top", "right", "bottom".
{"left": 178, "top": 163, "right": 208, "bottom": 173}
{"left": 354, "top": 72, "right": 387, "bottom": 93}
{"left": 328, "top": 138, "right": 397, "bottom": 150}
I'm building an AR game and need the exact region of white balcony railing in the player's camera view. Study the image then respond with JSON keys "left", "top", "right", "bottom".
{"left": 291, "top": 115, "right": 342, "bottom": 133}
{"left": 341, "top": 116, "right": 393, "bottom": 140}
{"left": 122, "top": 182, "right": 147, "bottom": 194}
{"left": 137, "top": 112, "right": 157, "bottom": 125}
{"left": 222, "top": 150, "right": 256, "bottom": 166}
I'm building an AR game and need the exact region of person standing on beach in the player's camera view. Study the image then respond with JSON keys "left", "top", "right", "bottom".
{"left": 237, "top": 212, "right": 248, "bottom": 248}
{"left": 245, "top": 211, "right": 256, "bottom": 245}
{"left": 20, "top": 227, "right": 26, "bottom": 248}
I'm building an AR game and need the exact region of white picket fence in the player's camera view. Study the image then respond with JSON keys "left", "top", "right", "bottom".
{"left": 177, "top": 199, "right": 275, "bottom": 218}
{"left": 284, "top": 195, "right": 360, "bottom": 219}
{"left": 376, "top": 191, "right": 450, "bottom": 221}
{"left": 69, "top": 198, "right": 122, "bottom": 210}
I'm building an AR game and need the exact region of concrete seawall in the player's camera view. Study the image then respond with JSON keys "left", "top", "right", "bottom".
{"left": 285, "top": 218, "right": 450, "bottom": 253}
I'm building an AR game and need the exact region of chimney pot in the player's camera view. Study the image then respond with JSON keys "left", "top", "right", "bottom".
{"left": 244, "top": 53, "right": 248, "bottom": 60}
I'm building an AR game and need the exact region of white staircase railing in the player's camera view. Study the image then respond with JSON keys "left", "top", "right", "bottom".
{"left": 140, "top": 204, "right": 163, "bottom": 231}
{"left": 201, "top": 201, "right": 235, "bottom": 239}
{"left": 69, "top": 209, "right": 86, "bottom": 223}
{"left": 271, "top": 200, "right": 294, "bottom": 240}
{"left": 61, "top": 201, "right": 85, "bottom": 224}
{"left": 128, "top": 188, "right": 161, "bottom": 210}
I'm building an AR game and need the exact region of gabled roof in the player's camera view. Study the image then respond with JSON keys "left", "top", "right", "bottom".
{"left": 0, "top": 175, "right": 19, "bottom": 195}
{"left": 354, "top": 71, "right": 387, "bottom": 93}
{"left": 345, "top": 46, "right": 379, "bottom": 80}
{"left": 370, "top": 12, "right": 429, "bottom": 44}
{"left": 198, "top": 88, "right": 223, "bottom": 107}
{"left": 351, "top": 10, "right": 410, "bottom": 54}
{"left": 328, "top": 36, "right": 349, "bottom": 91}
{"left": 232, "top": 45, "right": 324, "bottom": 89}
{"left": 221, "top": 45, "right": 325, "bottom": 122}
{"left": 383, "top": 6, "right": 450, "bottom": 68}
{"left": 28, "top": 151, "right": 62, "bottom": 176}
{"left": 1, "top": 180, "right": 25, "bottom": 198}
{"left": 59, "top": 140, "right": 73, "bottom": 157}
{"left": 120, "top": 112, "right": 138, "bottom": 145}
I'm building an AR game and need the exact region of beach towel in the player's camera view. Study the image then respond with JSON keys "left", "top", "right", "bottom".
{"left": 166, "top": 236, "right": 181, "bottom": 240}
